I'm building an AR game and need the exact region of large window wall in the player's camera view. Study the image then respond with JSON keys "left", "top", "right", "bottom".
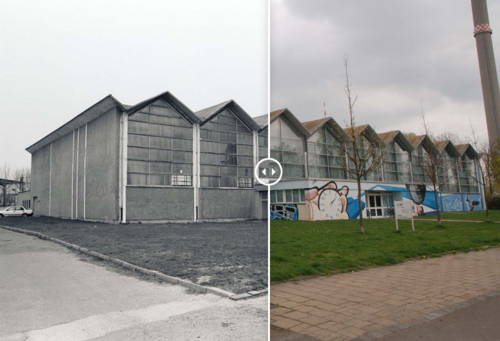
{"left": 271, "top": 118, "right": 306, "bottom": 178}
{"left": 440, "top": 152, "right": 459, "bottom": 192}
{"left": 412, "top": 145, "right": 430, "bottom": 184}
{"left": 459, "top": 155, "right": 477, "bottom": 192}
{"left": 308, "top": 126, "right": 346, "bottom": 179}
{"left": 383, "top": 141, "right": 411, "bottom": 182}
{"left": 127, "top": 100, "right": 193, "bottom": 186}
{"left": 200, "top": 109, "right": 254, "bottom": 188}
{"left": 259, "top": 127, "right": 268, "bottom": 162}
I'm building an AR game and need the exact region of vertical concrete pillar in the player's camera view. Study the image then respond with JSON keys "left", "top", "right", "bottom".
{"left": 122, "top": 113, "right": 128, "bottom": 223}
{"left": 49, "top": 142, "right": 52, "bottom": 216}
{"left": 193, "top": 123, "right": 200, "bottom": 221}
{"left": 472, "top": 0, "right": 500, "bottom": 146}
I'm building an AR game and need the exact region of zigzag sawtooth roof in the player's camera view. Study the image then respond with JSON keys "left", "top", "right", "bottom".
{"left": 343, "top": 125, "right": 369, "bottom": 138}
{"left": 377, "top": 131, "right": 400, "bottom": 144}
{"left": 194, "top": 100, "right": 232, "bottom": 121}
{"left": 194, "top": 100, "right": 261, "bottom": 131}
{"left": 270, "top": 109, "right": 286, "bottom": 121}
{"left": 406, "top": 135, "right": 427, "bottom": 148}
{"left": 302, "top": 117, "right": 331, "bottom": 134}
{"left": 433, "top": 140, "right": 450, "bottom": 153}
{"left": 455, "top": 144, "right": 480, "bottom": 159}
{"left": 252, "top": 114, "right": 269, "bottom": 130}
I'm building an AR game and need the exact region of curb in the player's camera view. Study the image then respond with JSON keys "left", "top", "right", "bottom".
{"left": 0, "top": 225, "right": 267, "bottom": 301}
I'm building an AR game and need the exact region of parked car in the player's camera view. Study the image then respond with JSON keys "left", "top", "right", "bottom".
{"left": 0, "top": 206, "right": 33, "bottom": 217}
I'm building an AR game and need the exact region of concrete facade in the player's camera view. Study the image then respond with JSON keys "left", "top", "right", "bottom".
{"left": 27, "top": 92, "right": 268, "bottom": 223}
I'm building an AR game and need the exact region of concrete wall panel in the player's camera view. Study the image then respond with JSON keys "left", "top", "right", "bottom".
{"left": 31, "top": 144, "right": 51, "bottom": 216}
{"left": 50, "top": 132, "right": 73, "bottom": 218}
{"left": 199, "top": 188, "right": 257, "bottom": 220}
{"left": 85, "top": 107, "right": 120, "bottom": 221}
{"left": 126, "top": 187, "right": 194, "bottom": 221}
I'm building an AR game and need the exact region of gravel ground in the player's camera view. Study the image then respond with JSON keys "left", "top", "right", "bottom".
{"left": 0, "top": 217, "right": 268, "bottom": 294}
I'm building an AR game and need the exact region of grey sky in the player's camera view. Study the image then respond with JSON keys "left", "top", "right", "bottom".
{"left": 271, "top": 0, "right": 499, "bottom": 144}
{"left": 0, "top": 0, "right": 268, "bottom": 172}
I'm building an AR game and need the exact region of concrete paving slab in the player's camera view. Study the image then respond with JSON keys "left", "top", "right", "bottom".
{"left": 272, "top": 247, "right": 500, "bottom": 340}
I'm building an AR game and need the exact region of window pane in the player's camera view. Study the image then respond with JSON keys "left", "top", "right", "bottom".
{"left": 172, "top": 151, "right": 192, "bottom": 163}
{"left": 172, "top": 127, "right": 193, "bottom": 139}
{"left": 221, "top": 166, "right": 237, "bottom": 176}
{"left": 238, "top": 133, "right": 253, "bottom": 145}
{"left": 150, "top": 115, "right": 171, "bottom": 125}
{"left": 220, "top": 177, "right": 237, "bottom": 187}
{"left": 129, "top": 113, "right": 149, "bottom": 123}
{"left": 277, "top": 191, "right": 283, "bottom": 202}
{"left": 150, "top": 137, "right": 171, "bottom": 149}
{"left": 128, "top": 160, "right": 149, "bottom": 173}
{"left": 150, "top": 124, "right": 172, "bottom": 137}
{"left": 201, "top": 165, "right": 219, "bottom": 176}
{"left": 286, "top": 190, "right": 293, "bottom": 202}
{"left": 150, "top": 149, "right": 171, "bottom": 161}
{"left": 172, "top": 139, "right": 192, "bottom": 151}
{"left": 129, "top": 121, "right": 149, "bottom": 135}
{"left": 128, "top": 147, "right": 149, "bottom": 160}
{"left": 201, "top": 176, "right": 219, "bottom": 188}
{"left": 128, "top": 134, "right": 149, "bottom": 148}
{"left": 127, "top": 173, "right": 147, "bottom": 185}
{"left": 171, "top": 117, "right": 191, "bottom": 127}
{"left": 172, "top": 163, "right": 192, "bottom": 175}
{"left": 201, "top": 153, "right": 219, "bottom": 165}
{"left": 150, "top": 162, "right": 171, "bottom": 174}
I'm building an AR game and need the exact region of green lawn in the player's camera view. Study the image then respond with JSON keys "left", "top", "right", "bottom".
{"left": 271, "top": 217, "right": 500, "bottom": 282}
{"left": 414, "top": 210, "right": 500, "bottom": 221}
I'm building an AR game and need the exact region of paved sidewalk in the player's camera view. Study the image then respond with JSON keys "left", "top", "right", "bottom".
{"left": 271, "top": 247, "right": 500, "bottom": 341}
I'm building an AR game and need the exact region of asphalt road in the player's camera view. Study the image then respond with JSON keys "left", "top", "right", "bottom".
{"left": 379, "top": 295, "right": 500, "bottom": 341}
{"left": 0, "top": 228, "right": 268, "bottom": 341}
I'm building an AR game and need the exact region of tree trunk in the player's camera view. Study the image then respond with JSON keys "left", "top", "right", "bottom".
{"left": 433, "top": 185, "right": 442, "bottom": 225}
{"left": 357, "top": 178, "right": 364, "bottom": 233}
{"left": 484, "top": 183, "right": 490, "bottom": 222}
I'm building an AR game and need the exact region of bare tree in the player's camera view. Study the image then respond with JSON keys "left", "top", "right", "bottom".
{"left": 466, "top": 122, "right": 498, "bottom": 221}
{"left": 332, "top": 56, "right": 386, "bottom": 233}
{"left": 0, "top": 163, "right": 12, "bottom": 207}
{"left": 413, "top": 110, "right": 460, "bottom": 226}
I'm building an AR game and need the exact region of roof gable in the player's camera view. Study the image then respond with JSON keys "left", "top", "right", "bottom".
{"left": 195, "top": 100, "right": 261, "bottom": 131}
{"left": 455, "top": 143, "right": 480, "bottom": 159}
{"left": 126, "top": 91, "right": 200, "bottom": 124}
{"left": 434, "top": 140, "right": 461, "bottom": 158}
{"left": 302, "top": 117, "right": 349, "bottom": 142}
{"left": 378, "top": 130, "right": 415, "bottom": 152}
{"left": 270, "top": 108, "right": 311, "bottom": 138}
{"left": 26, "top": 95, "right": 125, "bottom": 154}
{"left": 344, "top": 125, "right": 386, "bottom": 148}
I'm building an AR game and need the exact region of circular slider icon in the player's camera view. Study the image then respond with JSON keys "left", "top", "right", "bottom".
{"left": 255, "top": 158, "right": 283, "bottom": 186}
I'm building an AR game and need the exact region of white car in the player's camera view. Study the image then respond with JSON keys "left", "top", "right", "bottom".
{"left": 0, "top": 206, "right": 33, "bottom": 218}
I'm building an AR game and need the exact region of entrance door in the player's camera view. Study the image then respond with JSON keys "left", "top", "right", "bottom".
{"left": 367, "top": 193, "right": 394, "bottom": 218}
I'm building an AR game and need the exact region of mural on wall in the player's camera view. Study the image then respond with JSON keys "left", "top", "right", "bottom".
{"left": 441, "top": 193, "right": 482, "bottom": 212}
{"left": 466, "top": 193, "right": 481, "bottom": 211}
{"left": 406, "top": 184, "right": 426, "bottom": 216}
{"left": 270, "top": 204, "right": 299, "bottom": 220}
{"left": 304, "top": 181, "right": 364, "bottom": 220}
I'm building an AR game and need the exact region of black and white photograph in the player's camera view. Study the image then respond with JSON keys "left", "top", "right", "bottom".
{"left": 0, "top": 1, "right": 269, "bottom": 340}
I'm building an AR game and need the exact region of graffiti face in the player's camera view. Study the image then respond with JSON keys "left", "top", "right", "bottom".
{"left": 270, "top": 204, "right": 298, "bottom": 220}
{"left": 305, "top": 181, "right": 350, "bottom": 220}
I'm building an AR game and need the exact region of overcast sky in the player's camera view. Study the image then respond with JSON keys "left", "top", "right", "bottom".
{"left": 271, "top": 0, "right": 500, "bottom": 145}
{"left": 0, "top": 0, "right": 268, "bottom": 172}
